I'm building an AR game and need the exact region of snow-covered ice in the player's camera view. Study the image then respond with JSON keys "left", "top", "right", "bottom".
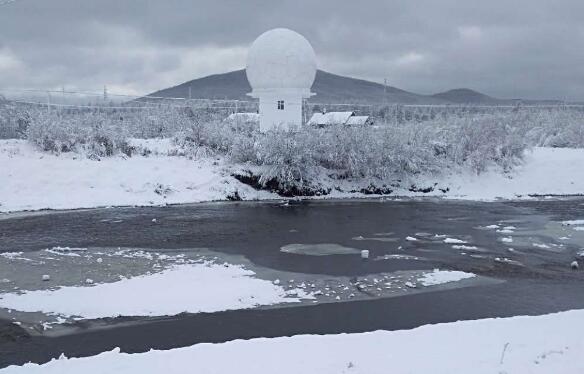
{"left": 3, "top": 309, "right": 582, "bottom": 374}
{"left": 44, "top": 247, "right": 87, "bottom": 257}
{"left": 0, "top": 252, "right": 25, "bottom": 260}
{"left": 0, "top": 263, "right": 311, "bottom": 319}
{"left": 443, "top": 238, "right": 467, "bottom": 244}
{"left": 280, "top": 243, "right": 361, "bottom": 256}
{"left": 561, "top": 219, "right": 584, "bottom": 232}
{"left": 562, "top": 219, "right": 584, "bottom": 226}
{"left": 417, "top": 269, "right": 475, "bottom": 286}
{"left": 451, "top": 245, "right": 479, "bottom": 250}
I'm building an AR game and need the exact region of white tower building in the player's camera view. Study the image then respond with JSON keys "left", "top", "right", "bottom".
{"left": 246, "top": 28, "right": 317, "bottom": 132}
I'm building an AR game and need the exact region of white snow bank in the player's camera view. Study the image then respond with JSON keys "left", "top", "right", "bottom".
{"left": 442, "top": 147, "right": 584, "bottom": 200}
{"left": 0, "top": 140, "right": 274, "bottom": 212}
{"left": 2, "top": 141, "right": 584, "bottom": 213}
{"left": 3, "top": 309, "right": 583, "bottom": 374}
{"left": 0, "top": 263, "right": 310, "bottom": 318}
{"left": 417, "top": 269, "right": 475, "bottom": 286}
{"left": 562, "top": 219, "right": 584, "bottom": 226}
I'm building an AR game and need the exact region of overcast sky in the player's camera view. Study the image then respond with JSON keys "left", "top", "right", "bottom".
{"left": 1, "top": 0, "right": 583, "bottom": 100}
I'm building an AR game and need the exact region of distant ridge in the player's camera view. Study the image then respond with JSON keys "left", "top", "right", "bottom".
{"left": 147, "top": 69, "right": 562, "bottom": 105}
{"left": 431, "top": 88, "right": 503, "bottom": 104}
{"left": 147, "top": 69, "right": 445, "bottom": 105}
{"left": 148, "top": 70, "right": 251, "bottom": 102}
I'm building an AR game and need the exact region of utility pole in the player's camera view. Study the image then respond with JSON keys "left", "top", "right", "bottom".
{"left": 188, "top": 86, "right": 192, "bottom": 101}
{"left": 46, "top": 91, "right": 51, "bottom": 114}
{"left": 103, "top": 85, "right": 108, "bottom": 102}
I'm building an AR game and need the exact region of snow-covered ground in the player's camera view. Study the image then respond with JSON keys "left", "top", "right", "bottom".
{"left": 0, "top": 262, "right": 312, "bottom": 319}
{"left": 443, "top": 147, "right": 584, "bottom": 200}
{"left": 3, "top": 309, "right": 583, "bottom": 373}
{"left": 0, "top": 140, "right": 273, "bottom": 213}
{"left": 2, "top": 140, "right": 584, "bottom": 213}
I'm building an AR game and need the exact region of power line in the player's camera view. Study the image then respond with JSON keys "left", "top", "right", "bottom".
{"left": 6, "top": 99, "right": 252, "bottom": 110}
{"left": 0, "top": 87, "right": 253, "bottom": 103}
{"left": 2, "top": 88, "right": 583, "bottom": 110}
{"left": 9, "top": 99, "right": 159, "bottom": 110}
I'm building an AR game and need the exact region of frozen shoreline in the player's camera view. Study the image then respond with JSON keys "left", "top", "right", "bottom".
{"left": 2, "top": 139, "right": 584, "bottom": 213}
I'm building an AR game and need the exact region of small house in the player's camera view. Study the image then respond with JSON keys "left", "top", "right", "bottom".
{"left": 307, "top": 111, "right": 373, "bottom": 127}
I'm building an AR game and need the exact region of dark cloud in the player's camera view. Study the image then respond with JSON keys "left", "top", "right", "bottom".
{"left": 0, "top": 0, "right": 582, "bottom": 99}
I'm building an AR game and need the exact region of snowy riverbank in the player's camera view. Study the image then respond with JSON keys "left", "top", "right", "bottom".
{"left": 2, "top": 309, "right": 583, "bottom": 373}
{"left": 0, "top": 139, "right": 273, "bottom": 213}
{"left": 2, "top": 139, "right": 584, "bottom": 213}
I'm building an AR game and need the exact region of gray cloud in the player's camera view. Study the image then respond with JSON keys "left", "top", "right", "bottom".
{"left": 0, "top": 0, "right": 583, "bottom": 100}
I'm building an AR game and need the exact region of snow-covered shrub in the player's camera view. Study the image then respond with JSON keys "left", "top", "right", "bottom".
{"left": 253, "top": 129, "right": 317, "bottom": 187}
{"left": 377, "top": 105, "right": 584, "bottom": 149}
{"left": 26, "top": 110, "right": 129, "bottom": 156}
{"left": 0, "top": 99, "right": 38, "bottom": 139}
{"left": 533, "top": 110, "right": 584, "bottom": 148}
{"left": 229, "top": 133, "right": 256, "bottom": 163}
{"left": 436, "top": 113, "right": 527, "bottom": 173}
{"left": 23, "top": 105, "right": 212, "bottom": 156}
{"left": 380, "top": 123, "right": 444, "bottom": 176}
{"left": 26, "top": 112, "right": 89, "bottom": 153}
{"left": 231, "top": 124, "right": 445, "bottom": 189}
{"left": 174, "top": 113, "right": 527, "bottom": 191}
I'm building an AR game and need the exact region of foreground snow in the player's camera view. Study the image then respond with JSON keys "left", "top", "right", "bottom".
{"left": 2, "top": 140, "right": 584, "bottom": 213}
{"left": 3, "top": 310, "right": 583, "bottom": 373}
{"left": 0, "top": 263, "right": 310, "bottom": 318}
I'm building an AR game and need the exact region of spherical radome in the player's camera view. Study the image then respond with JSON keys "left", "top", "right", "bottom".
{"left": 246, "top": 28, "right": 317, "bottom": 91}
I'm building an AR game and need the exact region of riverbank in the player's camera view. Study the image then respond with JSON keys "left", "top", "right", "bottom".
{"left": 2, "top": 139, "right": 584, "bottom": 213}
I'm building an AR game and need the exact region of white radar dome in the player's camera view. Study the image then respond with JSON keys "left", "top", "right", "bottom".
{"left": 246, "top": 28, "right": 317, "bottom": 92}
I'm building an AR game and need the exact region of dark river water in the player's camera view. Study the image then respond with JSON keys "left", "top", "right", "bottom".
{"left": 1, "top": 198, "right": 583, "bottom": 367}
